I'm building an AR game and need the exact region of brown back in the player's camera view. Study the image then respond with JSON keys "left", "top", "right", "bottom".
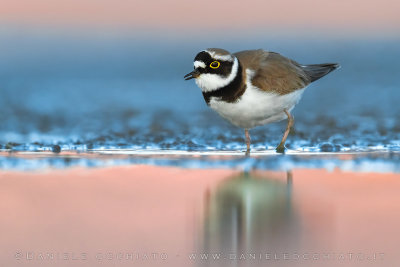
{"left": 234, "top": 50, "right": 311, "bottom": 95}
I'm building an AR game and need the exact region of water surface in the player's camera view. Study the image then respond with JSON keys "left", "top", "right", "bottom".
{"left": 1, "top": 166, "right": 398, "bottom": 266}
{"left": 1, "top": 34, "right": 400, "bottom": 168}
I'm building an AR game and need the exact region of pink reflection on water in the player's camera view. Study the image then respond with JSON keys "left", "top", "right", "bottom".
{"left": 0, "top": 166, "right": 399, "bottom": 266}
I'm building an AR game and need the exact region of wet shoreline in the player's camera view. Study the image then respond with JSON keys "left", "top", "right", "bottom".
{"left": 1, "top": 150, "right": 399, "bottom": 172}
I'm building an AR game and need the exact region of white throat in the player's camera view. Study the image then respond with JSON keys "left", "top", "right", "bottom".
{"left": 195, "top": 57, "right": 239, "bottom": 92}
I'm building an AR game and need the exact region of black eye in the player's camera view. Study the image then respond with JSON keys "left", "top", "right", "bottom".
{"left": 209, "top": 61, "right": 220, "bottom": 69}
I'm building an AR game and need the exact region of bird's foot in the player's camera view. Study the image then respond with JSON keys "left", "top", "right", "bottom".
{"left": 275, "top": 144, "right": 286, "bottom": 154}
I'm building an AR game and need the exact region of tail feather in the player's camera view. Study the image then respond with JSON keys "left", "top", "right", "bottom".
{"left": 301, "top": 63, "right": 340, "bottom": 82}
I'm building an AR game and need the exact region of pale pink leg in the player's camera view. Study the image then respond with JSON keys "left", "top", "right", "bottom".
{"left": 245, "top": 129, "right": 251, "bottom": 156}
{"left": 276, "top": 109, "right": 294, "bottom": 153}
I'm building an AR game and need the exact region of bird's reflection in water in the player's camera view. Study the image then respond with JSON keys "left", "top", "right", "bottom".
{"left": 200, "top": 171, "right": 300, "bottom": 267}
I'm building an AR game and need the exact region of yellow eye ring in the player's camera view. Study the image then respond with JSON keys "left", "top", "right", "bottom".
{"left": 209, "top": 61, "right": 220, "bottom": 69}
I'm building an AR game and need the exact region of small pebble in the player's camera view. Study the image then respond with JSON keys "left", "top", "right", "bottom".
{"left": 319, "top": 143, "right": 334, "bottom": 152}
{"left": 52, "top": 145, "right": 61, "bottom": 153}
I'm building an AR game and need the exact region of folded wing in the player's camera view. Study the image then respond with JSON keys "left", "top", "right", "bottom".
{"left": 234, "top": 50, "right": 339, "bottom": 95}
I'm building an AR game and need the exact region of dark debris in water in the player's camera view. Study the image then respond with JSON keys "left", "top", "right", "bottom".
{"left": 1, "top": 100, "right": 400, "bottom": 171}
{"left": 52, "top": 145, "right": 61, "bottom": 153}
{"left": 319, "top": 143, "right": 342, "bottom": 152}
{"left": 0, "top": 111, "right": 399, "bottom": 154}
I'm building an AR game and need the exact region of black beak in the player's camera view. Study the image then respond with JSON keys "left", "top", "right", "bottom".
{"left": 184, "top": 69, "right": 201, "bottom": 80}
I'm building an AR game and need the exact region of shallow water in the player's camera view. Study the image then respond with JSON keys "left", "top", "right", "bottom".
{"left": 1, "top": 30, "right": 399, "bottom": 267}
{"left": 1, "top": 166, "right": 399, "bottom": 266}
{"left": 1, "top": 34, "right": 400, "bottom": 169}
{"left": 1, "top": 150, "right": 400, "bottom": 173}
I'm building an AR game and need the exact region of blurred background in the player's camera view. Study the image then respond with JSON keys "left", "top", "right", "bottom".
{"left": 2, "top": 3, "right": 400, "bottom": 266}
{"left": 1, "top": 0, "right": 400, "bottom": 153}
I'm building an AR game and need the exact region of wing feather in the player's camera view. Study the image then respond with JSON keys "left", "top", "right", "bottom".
{"left": 234, "top": 50, "right": 311, "bottom": 95}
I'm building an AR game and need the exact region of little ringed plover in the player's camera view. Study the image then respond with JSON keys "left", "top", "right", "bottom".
{"left": 184, "top": 48, "right": 339, "bottom": 154}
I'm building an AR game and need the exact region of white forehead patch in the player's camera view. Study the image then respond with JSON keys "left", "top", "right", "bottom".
{"left": 195, "top": 57, "right": 239, "bottom": 92}
{"left": 205, "top": 50, "right": 233, "bottom": 62}
{"left": 194, "top": 60, "right": 206, "bottom": 69}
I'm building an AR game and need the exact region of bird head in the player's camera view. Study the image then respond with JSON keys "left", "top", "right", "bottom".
{"left": 184, "top": 48, "right": 239, "bottom": 92}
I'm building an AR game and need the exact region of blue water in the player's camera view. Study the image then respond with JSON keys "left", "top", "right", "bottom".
{"left": 1, "top": 30, "right": 400, "bottom": 169}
